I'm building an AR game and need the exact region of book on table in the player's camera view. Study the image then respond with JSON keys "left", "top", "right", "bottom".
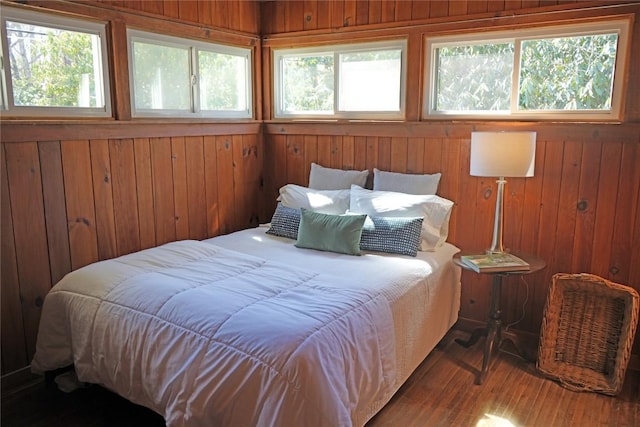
{"left": 460, "top": 252, "right": 530, "bottom": 273}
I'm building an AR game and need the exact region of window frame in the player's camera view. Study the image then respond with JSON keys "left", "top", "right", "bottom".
{"left": 0, "top": 7, "right": 112, "bottom": 118}
{"left": 273, "top": 39, "right": 407, "bottom": 120}
{"left": 127, "top": 29, "right": 253, "bottom": 119}
{"left": 424, "top": 18, "right": 630, "bottom": 121}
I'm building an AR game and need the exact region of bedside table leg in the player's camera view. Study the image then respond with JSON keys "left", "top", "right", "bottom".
{"left": 455, "top": 326, "right": 487, "bottom": 348}
{"left": 476, "top": 275, "right": 503, "bottom": 385}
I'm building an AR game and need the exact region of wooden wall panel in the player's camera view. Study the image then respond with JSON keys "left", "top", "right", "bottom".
{"left": 4, "top": 143, "right": 52, "bottom": 360}
{"left": 110, "top": 139, "right": 142, "bottom": 255}
{"left": 133, "top": 138, "right": 156, "bottom": 250}
{"left": 261, "top": 0, "right": 591, "bottom": 33}
{"left": 185, "top": 137, "right": 208, "bottom": 241}
{"left": 171, "top": 137, "right": 190, "bottom": 241}
{"left": 204, "top": 136, "right": 220, "bottom": 237}
{"left": 1, "top": 147, "right": 27, "bottom": 373}
{"left": 215, "top": 136, "right": 236, "bottom": 235}
{"left": 92, "top": 0, "right": 259, "bottom": 33}
{"left": 61, "top": 140, "right": 100, "bottom": 270}
{"left": 611, "top": 141, "right": 640, "bottom": 280}
{"left": 90, "top": 139, "right": 118, "bottom": 260}
{"left": 38, "top": 142, "right": 72, "bottom": 284}
{"left": 150, "top": 137, "right": 177, "bottom": 246}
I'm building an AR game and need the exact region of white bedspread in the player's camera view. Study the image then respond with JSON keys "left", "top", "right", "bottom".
{"left": 32, "top": 227, "right": 461, "bottom": 426}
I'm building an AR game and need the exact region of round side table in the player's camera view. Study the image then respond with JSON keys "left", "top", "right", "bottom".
{"left": 453, "top": 251, "right": 546, "bottom": 385}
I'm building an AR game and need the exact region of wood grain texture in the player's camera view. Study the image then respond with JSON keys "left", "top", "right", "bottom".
{"left": 133, "top": 138, "right": 157, "bottom": 249}
{"left": 4, "top": 143, "right": 52, "bottom": 360}
{"left": 89, "top": 139, "right": 118, "bottom": 261}
{"left": 95, "top": 0, "right": 259, "bottom": 33}
{"left": 1, "top": 146, "right": 27, "bottom": 373}
{"left": 38, "top": 142, "right": 72, "bottom": 285}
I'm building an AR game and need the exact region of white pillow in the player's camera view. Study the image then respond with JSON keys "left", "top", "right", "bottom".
{"left": 373, "top": 168, "right": 441, "bottom": 195}
{"left": 277, "top": 184, "right": 350, "bottom": 214}
{"left": 349, "top": 185, "right": 453, "bottom": 251}
{"left": 309, "top": 163, "right": 369, "bottom": 190}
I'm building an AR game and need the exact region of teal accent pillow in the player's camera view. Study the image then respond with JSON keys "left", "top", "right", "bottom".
{"left": 295, "top": 208, "right": 367, "bottom": 256}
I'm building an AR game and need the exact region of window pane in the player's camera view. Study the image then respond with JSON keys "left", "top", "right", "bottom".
{"left": 339, "top": 49, "right": 401, "bottom": 111}
{"left": 132, "top": 41, "right": 190, "bottom": 111}
{"left": 519, "top": 33, "right": 618, "bottom": 111}
{"left": 199, "top": 50, "right": 247, "bottom": 111}
{"left": 6, "top": 21, "right": 104, "bottom": 108}
{"left": 435, "top": 43, "right": 514, "bottom": 112}
{"left": 281, "top": 54, "right": 334, "bottom": 114}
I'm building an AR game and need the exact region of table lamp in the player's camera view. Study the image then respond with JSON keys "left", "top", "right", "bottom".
{"left": 470, "top": 131, "right": 536, "bottom": 254}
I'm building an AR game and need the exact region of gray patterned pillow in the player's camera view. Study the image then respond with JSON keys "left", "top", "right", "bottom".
{"left": 266, "top": 203, "right": 300, "bottom": 239}
{"left": 360, "top": 216, "right": 423, "bottom": 257}
{"left": 267, "top": 203, "right": 422, "bottom": 257}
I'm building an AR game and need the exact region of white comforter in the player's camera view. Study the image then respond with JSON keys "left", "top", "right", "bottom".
{"left": 32, "top": 227, "right": 460, "bottom": 426}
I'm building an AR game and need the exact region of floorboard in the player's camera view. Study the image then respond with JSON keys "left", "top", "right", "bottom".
{"left": 2, "top": 329, "right": 638, "bottom": 427}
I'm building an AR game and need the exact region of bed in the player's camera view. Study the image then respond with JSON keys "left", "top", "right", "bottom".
{"left": 31, "top": 170, "right": 461, "bottom": 427}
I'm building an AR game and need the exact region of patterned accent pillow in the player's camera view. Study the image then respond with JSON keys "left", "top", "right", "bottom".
{"left": 267, "top": 203, "right": 423, "bottom": 257}
{"left": 266, "top": 203, "right": 300, "bottom": 240}
{"left": 350, "top": 185, "right": 454, "bottom": 251}
{"left": 360, "top": 216, "right": 424, "bottom": 257}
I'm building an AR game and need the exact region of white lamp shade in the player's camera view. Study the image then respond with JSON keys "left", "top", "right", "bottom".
{"left": 470, "top": 131, "right": 536, "bottom": 178}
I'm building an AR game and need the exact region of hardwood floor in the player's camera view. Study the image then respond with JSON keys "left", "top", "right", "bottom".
{"left": 2, "top": 329, "right": 638, "bottom": 427}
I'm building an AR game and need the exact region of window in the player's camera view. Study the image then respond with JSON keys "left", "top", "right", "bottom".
{"left": 0, "top": 7, "right": 111, "bottom": 117}
{"left": 425, "top": 19, "right": 630, "bottom": 120}
{"left": 128, "top": 30, "right": 252, "bottom": 118}
{"left": 273, "top": 40, "right": 406, "bottom": 119}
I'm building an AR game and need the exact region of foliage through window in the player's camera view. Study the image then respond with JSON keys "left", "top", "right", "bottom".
{"left": 274, "top": 40, "right": 406, "bottom": 119}
{"left": 426, "top": 19, "right": 629, "bottom": 120}
{"left": 0, "top": 7, "right": 111, "bottom": 117}
{"left": 128, "top": 30, "right": 252, "bottom": 118}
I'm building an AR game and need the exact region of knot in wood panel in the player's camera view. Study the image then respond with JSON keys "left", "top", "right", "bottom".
{"left": 483, "top": 187, "right": 493, "bottom": 200}
{"left": 75, "top": 217, "right": 91, "bottom": 226}
{"left": 577, "top": 200, "right": 588, "bottom": 211}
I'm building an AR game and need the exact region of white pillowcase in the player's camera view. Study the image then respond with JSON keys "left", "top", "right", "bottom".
{"left": 349, "top": 185, "right": 453, "bottom": 251}
{"left": 277, "top": 184, "right": 350, "bottom": 214}
{"left": 373, "top": 168, "right": 442, "bottom": 195}
{"left": 309, "top": 163, "right": 369, "bottom": 190}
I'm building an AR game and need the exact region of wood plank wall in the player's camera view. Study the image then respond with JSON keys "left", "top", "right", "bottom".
{"left": 259, "top": 0, "right": 640, "bottom": 358}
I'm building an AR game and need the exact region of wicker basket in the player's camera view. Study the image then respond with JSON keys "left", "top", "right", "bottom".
{"left": 537, "top": 273, "right": 639, "bottom": 395}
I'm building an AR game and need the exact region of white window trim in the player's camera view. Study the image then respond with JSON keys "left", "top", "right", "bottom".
{"left": 0, "top": 7, "right": 111, "bottom": 118}
{"left": 273, "top": 40, "right": 407, "bottom": 120}
{"left": 424, "top": 18, "right": 630, "bottom": 121}
{"left": 127, "top": 29, "right": 253, "bottom": 119}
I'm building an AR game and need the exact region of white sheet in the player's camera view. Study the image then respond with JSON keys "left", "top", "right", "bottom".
{"left": 31, "top": 226, "right": 461, "bottom": 426}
